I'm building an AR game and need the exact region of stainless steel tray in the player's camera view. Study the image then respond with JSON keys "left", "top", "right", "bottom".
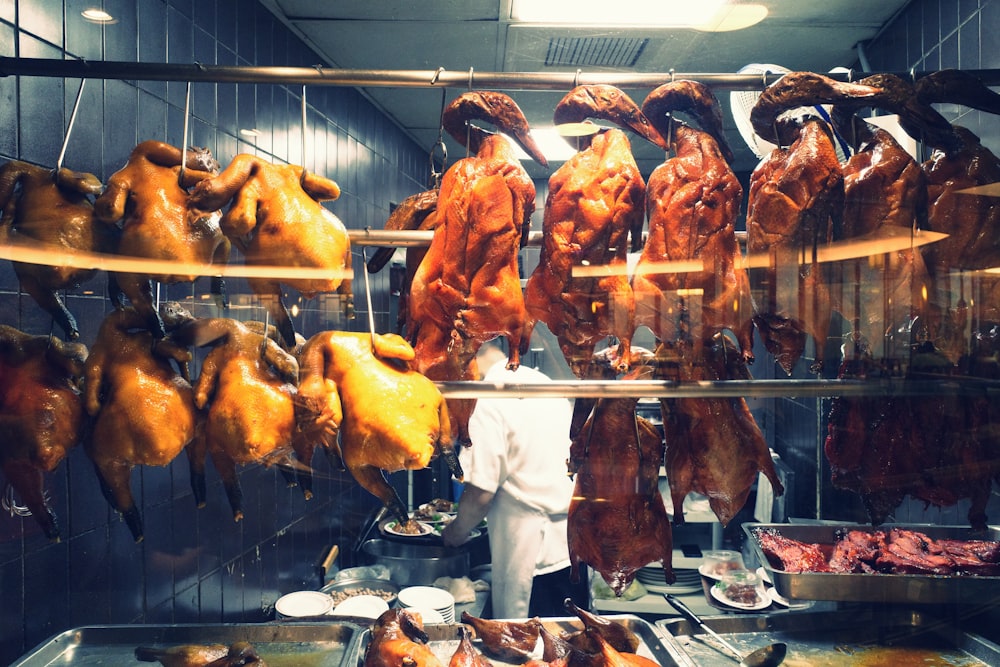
{"left": 12, "top": 622, "right": 361, "bottom": 667}
{"left": 357, "top": 615, "right": 678, "bottom": 666}
{"left": 743, "top": 522, "right": 1000, "bottom": 604}
{"left": 656, "top": 608, "right": 1000, "bottom": 667}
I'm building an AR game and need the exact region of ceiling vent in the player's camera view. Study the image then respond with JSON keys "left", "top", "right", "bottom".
{"left": 544, "top": 36, "right": 648, "bottom": 68}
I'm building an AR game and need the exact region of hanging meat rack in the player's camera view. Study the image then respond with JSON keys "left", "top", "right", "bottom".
{"left": 3, "top": 56, "right": 999, "bottom": 400}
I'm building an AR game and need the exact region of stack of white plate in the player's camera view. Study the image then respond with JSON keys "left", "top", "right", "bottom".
{"left": 635, "top": 565, "right": 702, "bottom": 594}
{"left": 397, "top": 586, "right": 455, "bottom": 623}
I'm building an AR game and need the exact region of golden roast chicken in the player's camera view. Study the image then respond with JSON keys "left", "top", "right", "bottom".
{"left": 95, "top": 140, "right": 229, "bottom": 339}
{"left": 189, "top": 155, "right": 352, "bottom": 349}
{"left": 0, "top": 325, "right": 87, "bottom": 541}
{"left": 0, "top": 160, "right": 115, "bottom": 340}
{"left": 295, "top": 330, "right": 461, "bottom": 526}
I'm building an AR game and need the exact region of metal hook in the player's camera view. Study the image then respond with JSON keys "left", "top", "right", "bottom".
{"left": 301, "top": 84, "right": 308, "bottom": 169}
{"left": 178, "top": 81, "right": 192, "bottom": 186}
{"left": 669, "top": 67, "right": 675, "bottom": 83}
{"left": 361, "top": 248, "right": 378, "bottom": 354}
{"left": 574, "top": 68, "right": 582, "bottom": 88}
{"left": 56, "top": 78, "right": 86, "bottom": 172}
{"left": 467, "top": 66, "right": 474, "bottom": 91}
{"left": 430, "top": 66, "right": 445, "bottom": 86}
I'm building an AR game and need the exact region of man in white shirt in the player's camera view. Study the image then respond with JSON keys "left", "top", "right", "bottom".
{"left": 441, "top": 340, "right": 586, "bottom": 618}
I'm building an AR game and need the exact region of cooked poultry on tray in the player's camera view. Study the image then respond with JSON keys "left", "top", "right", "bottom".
{"left": 295, "top": 330, "right": 461, "bottom": 526}
{"left": 459, "top": 611, "right": 541, "bottom": 663}
{"left": 567, "top": 364, "right": 674, "bottom": 594}
{"left": 174, "top": 317, "right": 299, "bottom": 521}
{"left": 95, "top": 140, "right": 229, "bottom": 338}
{"left": 189, "top": 155, "right": 352, "bottom": 348}
{"left": 632, "top": 80, "right": 754, "bottom": 362}
{"left": 365, "top": 608, "right": 443, "bottom": 667}
{"left": 408, "top": 90, "right": 546, "bottom": 444}
{"left": 746, "top": 72, "right": 882, "bottom": 373}
{"left": 0, "top": 160, "right": 115, "bottom": 340}
{"left": 135, "top": 643, "right": 230, "bottom": 667}
{"left": 0, "top": 325, "right": 87, "bottom": 541}
{"left": 83, "top": 303, "right": 203, "bottom": 542}
{"left": 449, "top": 626, "right": 494, "bottom": 667}
{"left": 524, "top": 84, "right": 666, "bottom": 377}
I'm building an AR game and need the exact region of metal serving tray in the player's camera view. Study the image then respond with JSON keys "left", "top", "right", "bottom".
{"left": 12, "top": 622, "right": 361, "bottom": 667}
{"left": 656, "top": 608, "right": 1000, "bottom": 667}
{"left": 743, "top": 522, "right": 1000, "bottom": 604}
{"left": 357, "top": 615, "right": 678, "bottom": 666}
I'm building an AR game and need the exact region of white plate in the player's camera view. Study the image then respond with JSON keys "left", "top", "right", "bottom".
{"left": 398, "top": 585, "right": 455, "bottom": 611}
{"left": 331, "top": 594, "right": 390, "bottom": 619}
{"left": 383, "top": 520, "right": 434, "bottom": 537}
{"left": 698, "top": 563, "right": 745, "bottom": 581}
{"left": 766, "top": 586, "right": 813, "bottom": 610}
{"left": 274, "top": 591, "right": 334, "bottom": 618}
{"left": 711, "top": 584, "right": 771, "bottom": 611}
{"left": 756, "top": 566, "right": 772, "bottom": 585}
{"left": 644, "top": 582, "right": 703, "bottom": 595}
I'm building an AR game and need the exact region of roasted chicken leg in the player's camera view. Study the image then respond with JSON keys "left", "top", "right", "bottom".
{"left": 0, "top": 325, "right": 87, "bottom": 540}
{"left": 0, "top": 160, "right": 115, "bottom": 339}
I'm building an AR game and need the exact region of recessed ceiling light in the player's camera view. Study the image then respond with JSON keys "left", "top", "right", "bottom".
{"left": 512, "top": 0, "right": 728, "bottom": 28}
{"left": 504, "top": 128, "right": 583, "bottom": 164}
{"left": 240, "top": 128, "right": 262, "bottom": 137}
{"left": 81, "top": 8, "right": 116, "bottom": 23}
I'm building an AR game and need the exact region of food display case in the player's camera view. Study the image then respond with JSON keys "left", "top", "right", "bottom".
{"left": 3, "top": 1, "right": 1000, "bottom": 665}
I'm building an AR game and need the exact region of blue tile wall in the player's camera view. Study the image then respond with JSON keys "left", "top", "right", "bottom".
{"left": 0, "top": 0, "right": 428, "bottom": 662}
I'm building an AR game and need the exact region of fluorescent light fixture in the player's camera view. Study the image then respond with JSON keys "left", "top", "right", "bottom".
{"left": 81, "top": 8, "right": 115, "bottom": 23}
{"left": 240, "top": 128, "right": 262, "bottom": 137}
{"left": 512, "top": 0, "right": 727, "bottom": 27}
{"left": 504, "top": 128, "right": 581, "bottom": 163}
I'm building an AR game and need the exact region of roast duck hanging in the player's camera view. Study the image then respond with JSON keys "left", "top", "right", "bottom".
{"left": 188, "top": 154, "right": 353, "bottom": 349}
{"left": 0, "top": 160, "right": 116, "bottom": 340}
{"left": 0, "top": 325, "right": 88, "bottom": 541}
{"left": 295, "top": 330, "right": 461, "bottom": 527}
{"left": 524, "top": 84, "right": 668, "bottom": 377}
{"left": 95, "top": 140, "right": 230, "bottom": 339}
{"left": 407, "top": 90, "right": 548, "bottom": 445}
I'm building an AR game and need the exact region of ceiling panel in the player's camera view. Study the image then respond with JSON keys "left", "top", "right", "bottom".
{"left": 273, "top": 0, "right": 501, "bottom": 21}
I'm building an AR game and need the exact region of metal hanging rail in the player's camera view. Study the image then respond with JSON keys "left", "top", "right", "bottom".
{"left": 3, "top": 56, "right": 1000, "bottom": 90}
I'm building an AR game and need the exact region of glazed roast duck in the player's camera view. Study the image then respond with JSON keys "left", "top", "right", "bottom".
{"left": 95, "top": 140, "right": 230, "bottom": 339}
{"left": 407, "top": 90, "right": 547, "bottom": 445}
{"left": 0, "top": 325, "right": 88, "bottom": 541}
{"left": 524, "top": 84, "right": 667, "bottom": 377}
{"left": 188, "top": 154, "right": 353, "bottom": 349}
{"left": 0, "top": 160, "right": 116, "bottom": 340}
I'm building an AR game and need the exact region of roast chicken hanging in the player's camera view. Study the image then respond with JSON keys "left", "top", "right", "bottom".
{"left": 524, "top": 84, "right": 667, "bottom": 377}
{"left": 746, "top": 72, "right": 882, "bottom": 373}
{"left": 295, "top": 330, "right": 461, "bottom": 527}
{"left": 0, "top": 161, "right": 116, "bottom": 340}
{"left": 188, "top": 155, "right": 353, "bottom": 348}
{"left": 95, "top": 140, "right": 230, "bottom": 338}
{"left": 83, "top": 303, "right": 203, "bottom": 542}
{"left": 0, "top": 325, "right": 87, "bottom": 541}
{"left": 407, "top": 90, "right": 547, "bottom": 444}
{"left": 631, "top": 80, "right": 754, "bottom": 362}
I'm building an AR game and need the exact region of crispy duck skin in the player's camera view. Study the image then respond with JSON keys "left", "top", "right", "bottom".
{"left": 295, "top": 331, "right": 461, "bottom": 527}
{"left": 173, "top": 317, "right": 299, "bottom": 521}
{"left": 658, "top": 338, "right": 783, "bottom": 527}
{"left": 0, "top": 160, "right": 114, "bottom": 340}
{"left": 83, "top": 304, "right": 204, "bottom": 542}
{"left": 408, "top": 91, "right": 545, "bottom": 443}
{"left": 449, "top": 626, "right": 494, "bottom": 667}
{"left": 0, "top": 325, "right": 87, "bottom": 541}
{"left": 460, "top": 612, "right": 542, "bottom": 663}
{"left": 135, "top": 643, "right": 230, "bottom": 667}
{"left": 563, "top": 599, "right": 640, "bottom": 654}
{"left": 753, "top": 529, "right": 832, "bottom": 573}
{"left": 584, "top": 630, "right": 659, "bottom": 667}
{"left": 366, "top": 188, "right": 440, "bottom": 334}
{"left": 189, "top": 155, "right": 352, "bottom": 348}
{"left": 524, "top": 85, "right": 666, "bottom": 377}
{"left": 365, "top": 609, "right": 443, "bottom": 667}
{"left": 568, "top": 365, "right": 674, "bottom": 594}
{"left": 95, "top": 140, "right": 230, "bottom": 338}
{"left": 633, "top": 80, "right": 753, "bottom": 361}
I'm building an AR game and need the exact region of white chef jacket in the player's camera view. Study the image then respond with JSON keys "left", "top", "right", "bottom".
{"left": 460, "top": 360, "right": 575, "bottom": 619}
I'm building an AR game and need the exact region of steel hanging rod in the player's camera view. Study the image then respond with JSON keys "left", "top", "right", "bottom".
{"left": 3, "top": 57, "right": 1000, "bottom": 90}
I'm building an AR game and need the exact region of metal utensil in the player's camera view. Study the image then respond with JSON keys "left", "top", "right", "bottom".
{"left": 663, "top": 594, "right": 787, "bottom": 667}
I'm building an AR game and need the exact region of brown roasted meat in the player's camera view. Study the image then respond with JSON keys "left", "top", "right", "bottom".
{"left": 174, "top": 317, "right": 299, "bottom": 521}
{"left": 95, "top": 140, "right": 229, "bottom": 338}
{"left": 0, "top": 161, "right": 116, "bottom": 339}
{"left": 365, "top": 608, "right": 444, "bottom": 667}
{"left": 295, "top": 331, "right": 461, "bottom": 526}
{"left": 135, "top": 643, "right": 229, "bottom": 667}
{"left": 583, "top": 630, "right": 659, "bottom": 667}
{"left": 189, "top": 155, "right": 352, "bottom": 348}
{"left": 459, "top": 612, "right": 541, "bottom": 663}
{"left": 657, "top": 338, "right": 784, "bottom": 527}
{"left": 752, "top": 528, "right": 832, "bottom": 573}
{"left": 747, "top": 73, "right": 882, "bottom": 373}
{"left": 408, "top": 91, "right": 546, "bottom": 443}
{"left": 366, "top": 188, "right": 440, "bottom": 335}
{"left": 632, "top": 80, "right": 753, "bottom": 362}
{"left": 83, "top": 304, "right": 203, "bottom": 542}
{"left": 567, "top": 365, "right": 674, "bottom": 594}
{"left": 524, "top": 85, "right": 666, "bottom": 376}
{"left": 449, "top": 626, "right": 494, "bottom": 667}
{"left": 563, "top": 599, "right": 640, "bottom": 654}
{"left": 0, "top": 325, "right": 87, "bottom": 541}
